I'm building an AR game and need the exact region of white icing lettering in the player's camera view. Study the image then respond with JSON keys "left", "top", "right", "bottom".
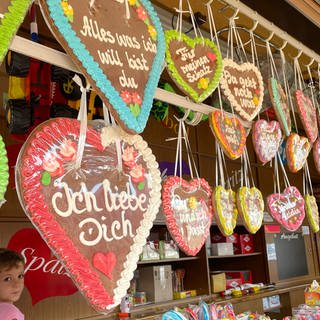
{"left": 97, "top": 49, "right": 123, "bottom": 66}
{"left": 119, "top": 69, "right": 138, "bottom": 88}
{"left": 125, "top": 52, "right": 149, "bottom": 71}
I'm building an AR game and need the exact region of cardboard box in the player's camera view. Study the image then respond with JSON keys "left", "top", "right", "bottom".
{"left": 138, "top": 265, "right": 173, "bottom": 302}
{"left": 240, "top": 234, "right": 254, "bottom": 254}
{"left": 173, "top": 290, "right": 197, "bottom": 299}
{"left": 211, "top": 273, "right": 226, "bottom": 293}
{"left": 211, "top": 243, "right": 233, "bottom": 256}
{"left": 226, "top": 233, "right": 239, "bottom": 244}
{"left": 225, "top": 270, "right": 252, "bottom": 284}
{"left": 305, "top": 292, "right": 320, "bottom": 306}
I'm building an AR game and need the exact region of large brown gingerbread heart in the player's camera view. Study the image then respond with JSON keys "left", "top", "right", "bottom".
{"left": 15, "top": 118, "right": 161, "bottom": 313}
{"left": 39, "top": 0, "right": 165, "bottom": 134}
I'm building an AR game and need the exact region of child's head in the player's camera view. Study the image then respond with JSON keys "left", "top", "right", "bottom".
{"left": 0, "top": 248, "right": 25, "bottom": 303}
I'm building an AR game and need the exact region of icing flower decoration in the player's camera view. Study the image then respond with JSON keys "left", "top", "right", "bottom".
{"left": 148, "top": 25, "right": 157, "bottom": 41}
{"left": 197, "top": 77, "right": 209, "bottom": 90}
{"left": 188, "top": 197, "right": 197, "bottom": 210}
{"left": 60, "top": 0, "right": 74, "bottom": 22}
{"left": 131, "top": 92, "right": 142, "bottom": 105}
{"left": 129, "top": 164, "right": 145, "bottom": 183}
{"left": 43, "top": 154, "right": 63, "bottom": 177}
{"left": 120, "top": 91, "right": 132, "bottom": 104}
{"left": 122, "top": 146, "right": 137, "bottom": 168}
{"left": 59, "top": 139, "right": 77, "bottom": 160}
{"left": 136, "top": 7, "right": 147, "bottom": 21}
{"left": 128, "top": 0, "right": 137, "bottom": 5}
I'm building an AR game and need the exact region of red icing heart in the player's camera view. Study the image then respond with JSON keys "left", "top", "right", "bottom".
{"left": 209, "top": 110, "right": 246, "bottom": 160}
{"left": 285, "top": 133, "right": 311, "bottom": 173}
{"left": 93, "top": 252, "right": 116, "bottom": 280}
{"left": 219, "top": 58, "right": 264, "bottom": 121}
{"left": 295, "top": 90, "right": 318, "bottom": 143}
{"left": 267, "top": 186, "right": 305, "bottom": 231}
{"left": 313, "top": 138, "right": 320, "bottom": 174}
{"left": 162, "top": 176, "right": 213, "bottom": 256}
{"left": 15, "top": 118, "right": 161, "bottom": 312}
{"left": 252, "top": 119, "right": 282, "bottom": 164}
{"left": 7, "top": 228, "right": 77, "bottom": 305}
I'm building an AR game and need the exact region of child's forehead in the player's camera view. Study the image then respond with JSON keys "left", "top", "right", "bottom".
{"left": 0, "top": 262, "right": 25, "bottom": 273}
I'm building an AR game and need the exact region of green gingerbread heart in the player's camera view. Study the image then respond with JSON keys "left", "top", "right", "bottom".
{"left": 0, "top": 0, "right": 32, "bottom": 63}
{"left": 165, "top": 30, "right": 223, "bottom": 103}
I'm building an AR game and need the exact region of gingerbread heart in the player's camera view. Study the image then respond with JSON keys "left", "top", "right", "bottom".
{"left": 0, "top": 0, "right": 32, "bottom": 63}
{"left": 165, "top": 30, "right": 223, "bottom": 103}
{"left": 209, "top": 110, "right": 246, "bottom": 160}
{"left": 267, "top": 186, "right": 305, "bottom": 232}
{"left": 212, "top": 186, "right": 238, "bottom": 236}
{"left": 162, "top": 176, "right": 213, "bottom": 256}
{"left": 305, "top": 195, "right": 319, "bottom": 233}
{"left": 313, "top": 138, "right": 320, "bottom": 174}
{"left": 268, "top": 77, "right": 291, "bottom": 137}
{"left": 219, "top": 58, "right": 264, "bottom": 121}
{"left": 295, "top": 90, "right": 318, "bottom": 143}
{"left": 39, "top": 0, "right": 165, "bottom": 134}
{"left": 252, "top": 119, "right": 282, "bottom": 164}
{"left": 237, "top": 187, "right": 264, "bottom": 234}
{"left": 286, "top": 133, "right": 311, "bottom": 173}
{"left": 0, "top": 135, "right": 9, "bottom": 207}
{"left": 15, "top": 118, "right": 161, "bottom": 312}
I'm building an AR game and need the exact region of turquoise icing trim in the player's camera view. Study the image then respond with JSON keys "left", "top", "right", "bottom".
{"left": 45, "top": 0, "right": 165, "bottom": 133}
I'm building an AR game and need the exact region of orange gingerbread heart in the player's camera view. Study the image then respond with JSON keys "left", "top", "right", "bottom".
{"left": 209, "top": 110, "right": 246, "bottom": 160}
{"left": 286, "top": 133, "right": 311, "bottom": 173}
{"left": 212, "top": 186, "right": 238, "bottom": 236}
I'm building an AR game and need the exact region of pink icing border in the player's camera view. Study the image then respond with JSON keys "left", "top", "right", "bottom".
{"left": 252, "top": 119, "right": 282, "bottom": 164}
{"left": 18, "top": 118, "right": 113, "bottom": 311}
{"left": 162, "top": 176, "right": 213, "bottom": 256}
{"left": 267, "top": 186, "right": 305, "bottom": 232}
{"left": 295, "top": 90, "right": 318, "bottom": 143}
{"left": 313, "top": 138, "right": 320, "bottom": 174}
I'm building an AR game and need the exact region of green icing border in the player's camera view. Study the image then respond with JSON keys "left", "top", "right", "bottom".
{"left": 165, "top": 29, "right": 223, "bottom": 103}
{"left": 0, "top": 0, "right": 32, "bottom": 63}
{"left": 0, "top": 135, "right": 9, "bottom": 206}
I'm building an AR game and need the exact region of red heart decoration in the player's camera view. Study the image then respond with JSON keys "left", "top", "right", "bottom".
{"left": 252, "top": 119, "right": 282, "bottom": 164}
{"left": 285, "top": 133, "right": 311, "bottom": 173}
{"left": 15, "top": 118, "right": 161, "bottom": 312}
{"left": 313, "top": 138, "right": 320, "bottom": 175}
{"left": 93, "top": 252, "right": 116, "bottom": 280}
{"left": 7, "top": 228, "right": 77, "bottom": 305}
{"left": 209, "top": 110, "right": 246, "bottom": 160}
{"left": 267, "top": 186, "right": 305, "bottom": 231}
{"left": 295, "top": 90, "right": 318, "bottom": 143}
{"left": 162, "top": 176, "right": 213, "bottom": 256}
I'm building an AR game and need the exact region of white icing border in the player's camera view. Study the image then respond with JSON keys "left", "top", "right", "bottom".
{"left": 220, "top": 58, "right": 264, "bottom": 121}
{"left": 100, "top": 126, "right": 162, "bottom": 309}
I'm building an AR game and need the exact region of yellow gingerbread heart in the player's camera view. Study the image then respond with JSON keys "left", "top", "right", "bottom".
{"left": 237, "top": 187, "right": 264, "bottom": 234}
{"left": 305, "top": 194, "right": 319, "bottom": 233}
{"left": 212, "top": 185, "right": 238, "bottom": 236}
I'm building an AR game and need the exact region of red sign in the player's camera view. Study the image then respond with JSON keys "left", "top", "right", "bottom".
{"left": 7, "top": 228, "right": 77, "bottom": 305}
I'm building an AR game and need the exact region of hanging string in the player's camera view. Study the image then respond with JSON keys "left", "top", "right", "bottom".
{"left": 266, "top": 41, "right": 278, "bottom": 80}
{"left": 306, "top": 62, "right": 320, "bottom": 118}
{"left": 73, "top": 75, "right": 89, "bottom": 170}
{"left": 102, "top": 103, "right": 123, "bottom": 172}
{"left": 280, "top": 49, "right": 298, "bottom": 132}
{"left": 277, "top": 152, "right": 290, "bottom": 188}
{"left": 273, "top": 154, "right": 280, "bottom": 194}
{"left": 249, "top": 27, "right": 260, "bottom": 67}
{"left": 244, "top": 147, "right": 255, "bottom": 188}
